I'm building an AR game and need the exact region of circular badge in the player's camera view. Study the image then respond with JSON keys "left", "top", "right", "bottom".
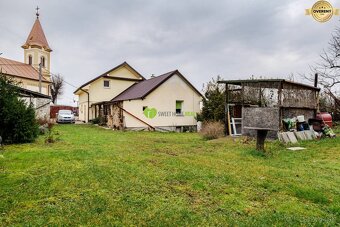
{"left": 311, "top": 0, "right": 334, "bottom": 22}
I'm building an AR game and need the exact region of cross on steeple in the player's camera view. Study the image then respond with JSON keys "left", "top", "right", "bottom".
{"left": 36, "top": 6, "right": 40, "bottom": 19}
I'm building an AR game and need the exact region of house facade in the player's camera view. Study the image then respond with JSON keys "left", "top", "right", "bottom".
{"left": 74, "top": 62, "right": 145, "bottom": 122}
{"left": 74, "top": 63, "right": 203, "bottom": 131}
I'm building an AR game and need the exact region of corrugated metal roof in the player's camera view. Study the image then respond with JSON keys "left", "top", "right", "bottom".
{"left": 0, "top": 56, "right": 49, "bottom": 82}
{"left": 218, "top": 79, "right": 320, "bottom": 90}
{"left": 22, "top": 18, "right": 52, "bottom": 52}
{"left": 111, "top": 70, "right": 176, "bottom": 102}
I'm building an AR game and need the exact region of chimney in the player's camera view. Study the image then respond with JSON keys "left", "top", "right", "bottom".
{"left": 151, "top": 74, "right": 155, "bottom": 78}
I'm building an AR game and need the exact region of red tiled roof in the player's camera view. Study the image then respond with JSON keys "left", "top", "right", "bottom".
{"left": 0, "top": 57, "right": 49, "bottom": 82}
{"left": 22, "top": 18, "right": 52, "bottom": 52}
{"left": 111, "top": 70, "right": 202, "bottom": 102}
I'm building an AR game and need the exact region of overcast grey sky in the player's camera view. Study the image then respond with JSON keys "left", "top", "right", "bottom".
{"left": 0, "top": 0, "right": 339, "bottom": 105}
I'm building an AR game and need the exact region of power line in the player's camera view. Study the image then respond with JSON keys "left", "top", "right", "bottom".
{"left": 44, "top": 68, "right": 79, "bottom": 89}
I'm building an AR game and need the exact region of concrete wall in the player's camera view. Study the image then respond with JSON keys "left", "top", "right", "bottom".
{"left": 122, "top": 74, "right": 202, "bottom": 130}
{"left": 22, "top": 96, "right": 51, "bottom": 120}
{"left": 35, "top": 97, "right": 51, "bottom": 120}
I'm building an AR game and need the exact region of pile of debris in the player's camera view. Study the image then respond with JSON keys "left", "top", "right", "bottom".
{"left": 278, "top": 113, "right": 336, "bottom": 143}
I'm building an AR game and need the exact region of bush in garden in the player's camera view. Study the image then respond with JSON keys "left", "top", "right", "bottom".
{"left": 200, "top": 121, "right": 225, "bottom": 140}
{"left": 91, "top": 117, "right": 100, "bottom": 124}
{"left": 44, "top": 122, "right": 60, "bottom": 144}
{"left": 0, "top": 74, "right": 39, "bottom": 144}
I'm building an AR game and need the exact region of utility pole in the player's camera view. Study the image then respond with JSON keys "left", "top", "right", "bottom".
{"left": 39, "top": 62, "right": 42, "bottom": 93}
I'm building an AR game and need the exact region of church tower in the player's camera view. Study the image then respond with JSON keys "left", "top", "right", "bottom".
{"left": 22, "top": 7, "right": 52, "bottom": 81}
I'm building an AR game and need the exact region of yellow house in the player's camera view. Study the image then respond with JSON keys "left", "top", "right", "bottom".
{"left": 74, "top": 62, "right": 203, "bottom": 131}
{"left": 0, "top": 10, "right": 52, "bottom": 96}
{"left": 74, "top": 62, "right": 145, "bottom": 122}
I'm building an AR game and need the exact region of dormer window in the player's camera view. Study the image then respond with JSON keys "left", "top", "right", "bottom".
{"left": 28, "top": 55, "right": 32, "bottom": 65}
{"left": 40, "top": 56, "right": 45, "bottom": 68}
{"left": 103, "top": 80, "right": 110, "bottom": 88}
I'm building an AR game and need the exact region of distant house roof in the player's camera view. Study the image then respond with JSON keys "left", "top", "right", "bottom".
{"left": 111, "top": 70, "right": 203, "bottom": 102}
{"left": 21, "top": 18, "right": 52, "bottom": 52}
{"left": 0, "top": 57, "right": 50, "bottom": 82}
{"left": 74, "top": 62, "right": 145, "bottom": 94}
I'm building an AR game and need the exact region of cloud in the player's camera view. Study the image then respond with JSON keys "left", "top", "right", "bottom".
{"left": 0, "top": 0, "right": 338, "bottom": 105}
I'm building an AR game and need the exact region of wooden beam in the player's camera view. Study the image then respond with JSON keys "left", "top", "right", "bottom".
{"left": 278, "top": 82, "right": 283, "bottom": 130}
{"left": 224, "top": 84, "right": 229, "bottom": 135}
{"left": 117, "top": 106, "right": 155, "bottom": 130}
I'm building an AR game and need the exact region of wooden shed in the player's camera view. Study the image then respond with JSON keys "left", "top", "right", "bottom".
{"left": 217, "top": 79, "right": 320, "bottom": 138}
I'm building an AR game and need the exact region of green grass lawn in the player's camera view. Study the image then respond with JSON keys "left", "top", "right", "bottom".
{"left": 0, "top": 125, "right": 339, "bottom": 226}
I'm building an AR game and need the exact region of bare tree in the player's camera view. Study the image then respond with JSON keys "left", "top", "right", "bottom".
{"left": 51, "top": 74, "right": 64, "bottom": 104}
{"left": 309, "top": 27, "right": 340, "bottom": 89}
{"left": 307, "top": 26, "right": 340, "bottom": 115}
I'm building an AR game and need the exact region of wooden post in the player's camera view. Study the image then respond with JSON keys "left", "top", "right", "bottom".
{"left": 224, "top": 84, "right": 229, "bottom": 135}
{"left": 256, "top": 130, "right": 268, "bottom": 151}
{"left": 258, "top": 84, "right": 262, "bottom": 107}
{"left": 314, "top": 74, "right": 320, "bottom": 115}
{"left": 314, "top": 73, "right": 318, "bottom": 88}
{"left": 241, "top": 83, "right": 244, "bottom": 105}
{"left": 227, "top": 106, "right": 232, "bottom": 136}
{"left": 278, "top": 82, "right": 283, "bottom": 130}
{"left": 38, "top": 63, "right": 42, "bottom": 93}
{"left": 316, "top": 90, "right": 320, "bottom": 115}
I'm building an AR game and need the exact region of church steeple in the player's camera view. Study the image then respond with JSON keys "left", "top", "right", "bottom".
{"left": 22, "top": 7, "right": 52, "bottom": 81}
{"left": 22, "top": 8, "right": 52, "bottom": 52}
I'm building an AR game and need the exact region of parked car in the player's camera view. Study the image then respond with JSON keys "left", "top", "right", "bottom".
{"left": 56, "top": 110, "right": 75, "bottom": 124}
